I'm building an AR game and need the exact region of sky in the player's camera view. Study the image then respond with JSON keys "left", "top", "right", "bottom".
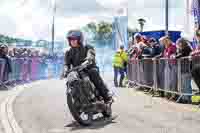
{"left": 129, "top": 0, "right": 192, "bottom": 30}
{"left": 128, "top": 0, "right": 194, "bottom": 39}
{"left": 0, "top": 0, "right": 127, "bottom": 41}
{"left": 0, "top": 0, "right": 194, "bottom": 41}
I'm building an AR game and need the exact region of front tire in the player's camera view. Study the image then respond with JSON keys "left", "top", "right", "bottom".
{"left": 67, "top": 93, "right": 93, "bottom": 126}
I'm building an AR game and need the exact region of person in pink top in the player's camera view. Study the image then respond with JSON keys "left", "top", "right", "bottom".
{"left": 159, "top": 36, "right": 176, "bottom": 58}
{"left": 158, "top": 36, "right": 177, "bottom": 93}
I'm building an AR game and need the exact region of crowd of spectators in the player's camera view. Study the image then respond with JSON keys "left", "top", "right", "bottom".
{"left": 0, "top": 44, "right": 64, "bottom": 84}
{"left": 127, "top": 29, "right": 200, "bottom": 104}
{"left": 128, "top": 29, "right": 200, "bottom": 61}
{"left": 0, "top": 44, "right": 65, "bottom": 60}
{"left": 8, "top": 47, "right": 48, "bottom": 58}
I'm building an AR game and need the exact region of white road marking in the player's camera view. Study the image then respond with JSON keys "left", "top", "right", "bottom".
{"left": 0, "top": 84, "right": 29, "bottom": 133}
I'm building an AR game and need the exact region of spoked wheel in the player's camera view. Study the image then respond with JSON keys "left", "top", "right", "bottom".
{"left": 67, "top": 93, "right": 93, "bottom": 126}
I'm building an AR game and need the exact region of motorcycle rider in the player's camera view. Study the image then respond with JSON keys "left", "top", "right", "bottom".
{"left": 63, "top": 29, "right": 113, "bottom": 105}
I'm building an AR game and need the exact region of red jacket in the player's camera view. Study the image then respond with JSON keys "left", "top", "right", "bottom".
{"left": 163, "top": 44, "right": 176, "bottom": 58}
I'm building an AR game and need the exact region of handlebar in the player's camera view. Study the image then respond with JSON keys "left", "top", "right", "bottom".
{"left": 66, "top": 60, "right": 92, "bottom": 74}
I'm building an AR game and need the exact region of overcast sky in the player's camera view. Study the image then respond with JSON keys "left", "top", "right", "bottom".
{"left": 0, "top": 0, "right": 194, "bottom": 40}
{"left": 128, "top": 0, "right": 194, "bottom": 39}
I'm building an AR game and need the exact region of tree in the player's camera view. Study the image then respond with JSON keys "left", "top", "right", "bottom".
{"left": 83, "top": 21, "right": 112, "bottom": 43}
{"left": 96, "top": 21, "right": 112, "bottom": 41}
{"left": 86, "top": 22, "right": 97, "bottom": 33}
{"left": 0, "top": 34, "right": 32, "bottom": 45}
{"left": 138, "top": 18, "right": 146, "bottom": 32}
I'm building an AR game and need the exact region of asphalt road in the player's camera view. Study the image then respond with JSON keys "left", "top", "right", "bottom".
{"left": 0, "top": 89, "right": 10, "bottom": 133}
{"left": 12, "top": 75, "right": 200, "bottom": 133}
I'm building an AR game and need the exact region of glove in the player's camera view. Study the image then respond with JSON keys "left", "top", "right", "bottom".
{"left": 85, "top": 48, "right": 95, "bottom": 63}
{"left": 82, "top": 59, "right": 92, "bottom": 66}
{"left": 60, "top": 72, "right": 64, "bottom": 79}
{"left": 60, "top": 66, "right": 69, "bottom": 79}
{"left": 85, "top": 57, "right": 93, "bottom": 63}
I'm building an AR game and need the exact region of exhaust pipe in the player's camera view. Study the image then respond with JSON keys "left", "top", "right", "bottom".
{"left": 82, "top": 101, "right": 107, "bottom": 113}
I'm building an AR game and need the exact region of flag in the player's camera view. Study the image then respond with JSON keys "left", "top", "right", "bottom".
{"left": 113, "top": 7, "right": 128, "bottom": 50}
{"left": 191, "top": 0, "right": 200, "bottom": 49}
{"left": 191, "top": 0, "right": 200, "bottom": 24}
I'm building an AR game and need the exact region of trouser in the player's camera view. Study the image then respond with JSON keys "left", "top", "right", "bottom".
{"left": 191, "top": 64, "right": 200, "bottom": 90}
{"left": 181, "top": 74, "right": 192, "bottom": 102}
{"left": 113, "top": 66, "right": 125, "bottom": 87}
{"left": 86, "top": 67, "right": 110, "bottom": 102}
{"left": 124, "top": 62, "right": 127, "bottom": 76}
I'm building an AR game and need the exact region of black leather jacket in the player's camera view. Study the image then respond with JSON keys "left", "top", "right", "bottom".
{"left": 64, "top": 44, "right": 96, "bottom": 70}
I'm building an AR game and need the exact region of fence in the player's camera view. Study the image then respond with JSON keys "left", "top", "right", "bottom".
{"left": 127, "top": 56, "right": 200, "bottom": 102}
{"left": 0, "top": 57, "right": 64, "bottom": 89}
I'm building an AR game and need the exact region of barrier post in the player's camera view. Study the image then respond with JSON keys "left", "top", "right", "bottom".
{"left": 0, "top": 59, "right": 5, "bottom": 82}
{"left": 177, "top": 59, "right": 182, "bottom": 93}
{"left": 153, "top": 59, "right": 157, "bottom": 91}
{"left": 0, "top": 59, "right": 6, "bottom": 86}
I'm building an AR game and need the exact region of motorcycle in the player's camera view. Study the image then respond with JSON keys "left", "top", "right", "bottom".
{"left": 64, "top": 60, "right": 112, "bottom": 126}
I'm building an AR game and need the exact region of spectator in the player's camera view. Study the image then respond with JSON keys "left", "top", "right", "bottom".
{"left": 112, "top": 49, "right": 125, "bottom": 87}
{"left": 128, "top": 33, "right": 146, "bottom": 59}
{"left": 149, "top": 37, "right": 163, "bottom": 57}
{"left": 175, "top": 38, "right": 192, "bottom": 103}
{"left": 175, "top": 38, "right": 192, "bottom": 58}
{"left": 157, "top": 36, "right": 177, "bottom": 94}
{"left": 141, "top": 37, "right": 155, "bottom": 58}
{"left": 141, "top": 35, "right": 148, "bottom": 45}
{"left": 119, "top": 45, "right": 128, "bottom": 76}
{"left": 27, "top": 49, "right": 32, "bottom": 57}
{"left": 0, "top": 44, "right": 12, "bottom": 82}
{"left": 159, "top": 36, "right": 176, "bottom": 58}
{"left": 135, "top": 34, "right": 147, "bottom": 51}
{"left": 8, "top": 49, "right": 14, "bottom": 57}
{"left": 128, "top": 36, "right": 134, "bottom": 49}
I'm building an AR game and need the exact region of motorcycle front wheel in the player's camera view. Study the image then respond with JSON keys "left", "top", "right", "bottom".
{"left": 67, "top": 93, "right": 93, "bottom": 126}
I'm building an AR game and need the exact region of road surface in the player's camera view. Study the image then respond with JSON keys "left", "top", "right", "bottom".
{"left": 10, "top": 75, "right": 200, "bottom": 133}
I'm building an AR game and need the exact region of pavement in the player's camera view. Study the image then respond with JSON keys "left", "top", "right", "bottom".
{"left": 0, "top": 89, "right": 9, "bottom": 133}
{"left": 1, "top": 74, "right": 200, "bottom": 133}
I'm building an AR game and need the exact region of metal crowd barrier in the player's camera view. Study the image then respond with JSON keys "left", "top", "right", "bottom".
{"left": 0, "top": 57, "right": 64, "bottom": 89}
{"left": 0, "top": 59, "right": 7, "bottom": 89}
{"left": 128, "top": 56, "right": 200, "bottom": 102}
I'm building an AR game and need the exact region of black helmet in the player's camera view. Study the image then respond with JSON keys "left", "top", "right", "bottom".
{"left": 66, "top": 30, "right": 84, "bottom": 45}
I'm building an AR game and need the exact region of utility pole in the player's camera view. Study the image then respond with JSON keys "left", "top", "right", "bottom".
{"left": 165, "top": 0, "right": 169, "bottom": 36}
{"left": 185, "top": 0, "right": 190, "bottom": 33}
{"left": 51, "top": 0, "right": 56, "bottom": 56}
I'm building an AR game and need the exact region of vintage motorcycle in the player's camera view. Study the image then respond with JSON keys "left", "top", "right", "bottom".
{"left": 64, "top": 60, "right": 112, "bottom": 126}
